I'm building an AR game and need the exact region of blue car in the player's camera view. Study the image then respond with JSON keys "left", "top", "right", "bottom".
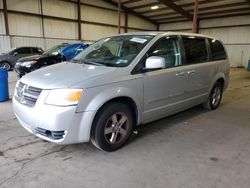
{"left": 14, "top": 42, "right": 89, "bottom": 78}
{"left": 60, "top": 42, "right": 88, "bottom": 60}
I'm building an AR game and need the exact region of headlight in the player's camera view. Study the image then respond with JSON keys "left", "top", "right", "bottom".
{"left": 45, "top": 89, "right": 83, "bottom": 106}
{"left": 21, "top": 61, "right": 37, "bottom": 68}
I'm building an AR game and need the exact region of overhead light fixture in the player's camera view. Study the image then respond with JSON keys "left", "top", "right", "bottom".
{"left": 151, "top": 5, "right": 159, "bottom": 10}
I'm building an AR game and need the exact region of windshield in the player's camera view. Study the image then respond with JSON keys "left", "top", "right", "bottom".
{"left": 73, "top": 35, "right": 154, "bottom": 67}
{"left": 43, "top": 44, "right": 66, "bottom": 55}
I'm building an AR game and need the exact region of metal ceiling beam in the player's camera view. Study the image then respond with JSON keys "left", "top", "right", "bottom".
{"left": 129, "top": 2, "right": 160, "bottom": 10}
{"left": 148, "top": 2, "right": 249, "bottom": 19}
{"left": 150, "top": 12, "right": 179, "bottom": 19}
{"left": 122, "top": 0, "right": 143, "bottom": 5}
{"left": 201, "top": 12, "right": 250, "bottom": 20}
{"left": 158, "top": 7, "right": 250, "bottom": 24}
{"left": 157, "top": 0, "right": 193, "bottom": 20}
{"left": 103, "top": 0, "right": 157, "bottom": 25}
{"left": 140, "top": 0, "right": 225, "bottom": 14}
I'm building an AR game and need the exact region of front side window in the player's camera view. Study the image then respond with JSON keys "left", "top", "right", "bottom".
{"left": 147, "top": 36, "right": 181, "bottom": 68}
{"left": 182, "top": 37, "right": 208, "bottom": 64}
{"left": 73, "top": 35, "right": 154, "bottom": 67}
{"left": 208, "top": 39, "right": 227, "bottom": 61}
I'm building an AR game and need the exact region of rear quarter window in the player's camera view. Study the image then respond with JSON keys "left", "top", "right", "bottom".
{"left": 32, "top": 48, "right": 43, "bottom": 54}
{"left": 208, "top": 39, "right": 227, "bottom": 61}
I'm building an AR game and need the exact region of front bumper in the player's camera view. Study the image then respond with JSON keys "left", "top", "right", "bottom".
{"left": 13, "top": 90, "right": 96, "bottom": 144}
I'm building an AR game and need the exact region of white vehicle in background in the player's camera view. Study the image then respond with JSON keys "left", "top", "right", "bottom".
{"left": 13, "top": 32, "right": 229, "bottom": 151}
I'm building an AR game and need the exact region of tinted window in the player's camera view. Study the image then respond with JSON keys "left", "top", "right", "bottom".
{"left": 182, "top": 37, "right": 208, "bottom": 64}
{"left": 32, "top": 48, "right": 43, "bottom": 54}
{"left": 208, "top": 39, "right": 227, "bottom": 61}
{"left": 147, "top": 36, "right": 181, "bottom": 68}
{"left": 15, "top": 47, "right": 31, "bottom": 54}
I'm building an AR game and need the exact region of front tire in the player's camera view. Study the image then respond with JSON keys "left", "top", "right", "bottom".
{"left": 203, "top": 82, "right": 223, "bottom": 110}
{"left": 91, "top": 102, "right": 134, "bottom": 152}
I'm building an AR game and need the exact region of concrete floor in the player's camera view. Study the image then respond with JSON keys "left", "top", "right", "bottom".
{"left": 0, "top": 68, "right": 250, "bottom": 188}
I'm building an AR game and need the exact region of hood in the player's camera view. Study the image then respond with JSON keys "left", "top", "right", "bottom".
{"left": 18, "top": 55, "right": 43, "bottom": 62}
{"left": 20, "top": 62, "right": 117, "bottom": 89}
{"left": 19, "top": 54, "right": 58, "bottom": 62}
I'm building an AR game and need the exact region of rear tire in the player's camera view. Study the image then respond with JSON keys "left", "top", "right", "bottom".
{"left": 91, "top": 102, "right": 134, "bottom": 152}
{"left": 0, "top": 61, "right": 11, "bottom": 71}
{"left": 203, "top": 82, "right": 223, "bottom": 110}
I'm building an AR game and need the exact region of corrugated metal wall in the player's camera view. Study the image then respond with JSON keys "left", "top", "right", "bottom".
{"left": 0, "top": 0, "right": 156, "bottom": 53}
{"left": 159, "top": 16, "right": 250, "bottom": 67}
{"left": 0, "top": 36, "right": 11, "bottom": 53}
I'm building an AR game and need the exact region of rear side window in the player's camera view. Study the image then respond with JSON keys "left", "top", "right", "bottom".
{"left": 182, "top": 37, "right": 208, "bottom": 64}
{"left": 15, "top": 47, "right": 32, "bottom": 54}
{"left": 208, "top": 39, "right": 227, "bottom": 61}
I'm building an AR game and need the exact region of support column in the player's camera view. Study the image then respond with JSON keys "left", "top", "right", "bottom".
{"left": 124, "top": 12, "right": 128, "bottom": 33}
{"left": 40, "top": 0, "right": 45, "bottom": 38}
{"left": 77, "top": 0, "right": 81, "bottom": 40}
{"left": 3, "top": 0, "right": 9, "bottom": 36}
{"left": 192, "top": 0, "right": 199, "bottom": 33}
{"left": 157, "top": 24, "right": 160, "bottom": 31}
{"left": 118, "top": 0, "right": 121, "bottom": 34}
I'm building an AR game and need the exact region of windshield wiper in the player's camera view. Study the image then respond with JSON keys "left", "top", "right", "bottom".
{"left": 76, "top": 59, "right": 104, "bottom": 66}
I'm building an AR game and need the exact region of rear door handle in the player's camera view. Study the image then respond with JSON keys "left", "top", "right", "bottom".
{"left": 176, "top": 72, "right": 186, "bottom": 76}
{"left": 187, "top": 70, "right": 196, "bottom": 75}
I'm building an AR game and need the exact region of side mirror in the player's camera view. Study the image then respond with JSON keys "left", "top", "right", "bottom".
{"left": 145, "top": 56, "right": 165, "bottom": 70}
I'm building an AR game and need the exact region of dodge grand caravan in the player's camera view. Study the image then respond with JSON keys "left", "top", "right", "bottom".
{"left": 13, "top": 32, "right": 229, "bottom": 151}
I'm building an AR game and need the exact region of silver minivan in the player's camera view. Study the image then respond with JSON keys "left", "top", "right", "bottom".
{"left": 13, "top": 32, "right": 229, "bottom": 151}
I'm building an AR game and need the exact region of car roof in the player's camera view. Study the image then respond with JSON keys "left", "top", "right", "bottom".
{"left": 109, "top": 31, "right": 215, "bottom": 40}
{"left": 16, "top": 46, "right": 42, "bottom": 49}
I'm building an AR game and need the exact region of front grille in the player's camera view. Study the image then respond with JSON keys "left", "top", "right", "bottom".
{"left": 15, "top": 82, "right": 42, "bottom": 107}
{"left": 35, "top": 127, "right": 65, "bottom": 140}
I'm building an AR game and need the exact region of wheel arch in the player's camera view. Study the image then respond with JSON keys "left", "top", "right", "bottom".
{"left": 89, "top": 96, "right": 139, "bottom": 144}
{"left": 0, "top": 60, "right": 12, "bottom": 69}
{"left": 210, "top": 72, "right": 226, "bottom": 92}
{"left": 216, "top": 78, "right": 225, "bottom": 90}
{"left": 93, "top": 96, "right": 139, "bottom": 126}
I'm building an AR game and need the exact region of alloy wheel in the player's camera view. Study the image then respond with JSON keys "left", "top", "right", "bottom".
{"left": 104, "top": 112, "right": 129, "bottom": 144}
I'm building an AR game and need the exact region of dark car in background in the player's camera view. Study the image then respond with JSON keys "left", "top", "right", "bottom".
{"left": 0, "top": 47, "right": 44, "bottom": 71}
{"left": 14, "top": 42, "right": 89, "bottom": 78}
